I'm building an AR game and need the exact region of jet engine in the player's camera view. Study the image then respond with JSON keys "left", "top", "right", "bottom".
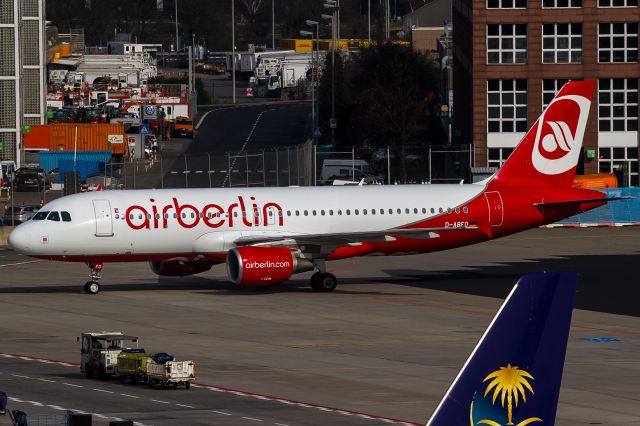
{"left": 226, "top": 246, "right": 314, "bottom": 286}
{"left": 150, "top": 259, "right": 214, "bottom": 277}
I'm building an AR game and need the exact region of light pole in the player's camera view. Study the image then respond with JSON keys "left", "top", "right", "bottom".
{"left": 232, "top": 0, "right": 236, "bottom": 104}
{"left": 323, "top": 2, "right": 337, "bottom": 145}
{"left": 368, "top": 0, "right": 371, "bottom": 42}
{"left": 272, "top": 0, "right": 275, "bottom": 50}
{"left": 305, "top": 20, "right": 319, "bottom": 139}
{"left": 300, "top": 29, "right": 315, "bottom": 141}
{"left": 174, "top": 0, "right": 179, "bottom": 51}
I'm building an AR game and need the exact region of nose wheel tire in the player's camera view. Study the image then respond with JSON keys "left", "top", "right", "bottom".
{"left": 310, "top": 272, "right": 337, "bottom": 292}
{"left": 84, "top": 281, "right": 101, "bottom": 294}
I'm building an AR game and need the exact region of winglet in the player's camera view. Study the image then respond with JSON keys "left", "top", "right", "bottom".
{"left": 426, "top": 272, "right": 577, "bottom": 426}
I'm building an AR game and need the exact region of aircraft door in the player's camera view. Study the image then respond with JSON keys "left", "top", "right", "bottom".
{"left": 484, "top": 191, "right": 504, "bottom": 227}
{"left": 93, "top": 199, "right": 114, "bottom": 237}
{"left": 266, "top": 206, "right": 277, "bottom": 225}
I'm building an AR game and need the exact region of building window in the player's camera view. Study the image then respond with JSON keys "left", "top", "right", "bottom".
{"left": 543, "top": 0, "right": 582, "bottom": 6}
{"left": 542, "top": 24, "right": 583, "bottom": 63}
{"left": 487, "top": 0, "right": 526, "bottom": 7}
{"left": 598, "top": 79, "right": 639, "bottom": 132}
{"left": 488, "top": 148, "right": 515, "bottom": 168}
{"left": 598, "top": 23, "right": 639, "bottom": 63}
{"left": 487, "top": 24, "right": 527, "bottom": 64}
{"left": 542, "top": 79, "right": 571, "bottom": 109}
{"left": 487, "top": 80, "right": 528, "bottom": 133}
{"left": 598, "top": 0, "right": 638, "bottom": 7}
{"left": 599, "top": 147, "right": 639, "bottom": 186}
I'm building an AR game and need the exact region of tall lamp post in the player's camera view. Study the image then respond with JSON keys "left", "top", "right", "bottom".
{"left": 305, "top": 20, "right": 319, "bottom": 140}
{"left": 231, "top": 0, "right": 236, "bottom": 104}
{"left": 272, "top": 0, "right": 276, "bottom": 50}
{"left": 300, "top": 30, "right": 315, "bottom": 142}
{"left": 174, "top": 0, "right": 179, "bottom": 51}
{"left": 322, "top": 1, "right": 338, "bottom": 145}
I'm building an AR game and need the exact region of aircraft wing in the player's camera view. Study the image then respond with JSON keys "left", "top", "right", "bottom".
{"left": 233, "top": 225, "right": 479, "bottom": 247}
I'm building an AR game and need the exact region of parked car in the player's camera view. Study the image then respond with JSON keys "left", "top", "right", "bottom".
{"left": 13, "top": 168, "right": 51, "bottom": 192}
{"left": 2, "top": 205, "right": 40, "bottom": 225}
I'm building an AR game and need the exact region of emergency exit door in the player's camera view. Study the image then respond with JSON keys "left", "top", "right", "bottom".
{"left": 93, "top": 199, "right": 114, "bottom": 237}
{"left": 484, "top": 191, "right": 504, "bottom": 227}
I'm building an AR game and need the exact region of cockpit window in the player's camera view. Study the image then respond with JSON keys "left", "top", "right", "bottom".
{"left": 61, "top": 211, "right": 72, "bottom": 222}
{"left": 32, "top": 211, "right": 49, "bottom": 220}
{"left": 47, "top": 211, "right": 60, "bottom": 221}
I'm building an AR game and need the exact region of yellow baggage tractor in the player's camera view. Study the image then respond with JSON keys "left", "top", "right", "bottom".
{"left": 117, "top": 349, "right": 150, "bottom": 384}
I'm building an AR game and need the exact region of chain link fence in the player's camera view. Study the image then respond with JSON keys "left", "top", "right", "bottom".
{"left": 97, "top": 143, "right": 313, "bottom": 190}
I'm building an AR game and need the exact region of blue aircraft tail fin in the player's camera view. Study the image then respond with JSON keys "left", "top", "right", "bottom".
{"left": 427, "top": 271, "right": 577, "bottom": 426}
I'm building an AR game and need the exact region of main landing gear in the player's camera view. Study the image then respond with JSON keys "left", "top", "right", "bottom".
{"left": 309, "top": 261, "right": 338, "bottom": 292}
{"left": 84, "top": 262, "right": 103, "bottom": 294}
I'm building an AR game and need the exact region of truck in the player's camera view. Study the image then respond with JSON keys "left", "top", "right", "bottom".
{"left": 79, "top": 332, "right": 139, "bottom": 378}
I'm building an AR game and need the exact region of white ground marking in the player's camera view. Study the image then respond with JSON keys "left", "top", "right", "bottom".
{"left": 176, "top": 403, "right": 194, "bottom": 408}
{"left": 119, "top": 393, "right": 139, "bottom": 399}
{"left": 151, "top": 400, "right": 170, "bottom": 404}
{"left": 92, "top": 388, "right": 114, "bottom": 394}
{"left": 212, "top": 410, "right": 233, "bottom": 416}
{"left": 63, "top": 382, "right": 83, "bottom": 388}
{"left": 241, "top": 416, "right": 262, "bottom": 422}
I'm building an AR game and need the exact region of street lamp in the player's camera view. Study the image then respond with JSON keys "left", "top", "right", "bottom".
{"left": 305, "top": 20, "right": 320, "bottom": 139}
{"left": 175, "top": 0, "right": 179, "bottom": 51}
{"left": 300, "top": 29, "right": 317, "bottom": 142}
{"left": 322, "top": 3, "right": 338, "bottom": 145}
{"left": 231, "top": 0, "right": 236, "bottom": 104}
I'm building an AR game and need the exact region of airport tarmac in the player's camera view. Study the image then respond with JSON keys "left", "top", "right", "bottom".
{"left": 0, "top": 227, "right": 639, "bottom": 425}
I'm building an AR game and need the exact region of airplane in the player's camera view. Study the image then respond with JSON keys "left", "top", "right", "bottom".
{"left": 8, "top": 80, "right": 618, "bottom": 294}
{"left": 426, "top": 271, "right": 577, "bottom": 425}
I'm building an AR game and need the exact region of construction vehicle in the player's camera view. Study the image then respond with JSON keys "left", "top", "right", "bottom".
{"left": 79, "top": 332, "right": 139, "bottom": 378}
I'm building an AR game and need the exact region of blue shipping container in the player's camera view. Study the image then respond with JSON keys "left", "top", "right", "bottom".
{"left": 39, "top": 151, "right": 112, "bottom": 183}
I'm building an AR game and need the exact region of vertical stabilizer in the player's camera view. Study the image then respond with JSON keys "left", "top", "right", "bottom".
{"left": 427, "top": 272, "right": 577, "bottom": 426}
{"left": 493, "top": 81, "right": 595, "bottom": 187}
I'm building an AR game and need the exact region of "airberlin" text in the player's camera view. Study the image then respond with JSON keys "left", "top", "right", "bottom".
{"left": 125, "top": 196, "right": 284, "bottom": 230}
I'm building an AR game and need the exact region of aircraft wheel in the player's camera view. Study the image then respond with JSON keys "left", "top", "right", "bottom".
{"left": 313, "top": 273, "right": 337, "bottom": 292}
{"left": 84, "top": 281, "right": 100, "bottom": 294}
{"left": 185, "top": 381, "right": 191, "bottom": 389}
{"left": 310, "top": 272, "right": 322, "bottom": 291}
{"left": 149, "top": 381, "right": 154, "bottom": 388}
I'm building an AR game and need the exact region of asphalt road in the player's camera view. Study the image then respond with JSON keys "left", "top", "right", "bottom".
{"left": 161, "top": 103, "right": 311, "bottom": 189}
{"left": 0, "top": 227, "right": 639, "bottom": 425}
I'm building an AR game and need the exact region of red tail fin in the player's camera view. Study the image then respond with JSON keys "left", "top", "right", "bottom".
{"left": 492, "top": 80, "right": 595, "bottom": 187}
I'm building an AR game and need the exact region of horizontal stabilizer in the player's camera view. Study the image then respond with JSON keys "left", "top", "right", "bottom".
{"left": 533, "top": 196, "right": 630, "bottom": 208}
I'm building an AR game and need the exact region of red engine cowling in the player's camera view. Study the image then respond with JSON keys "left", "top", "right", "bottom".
{"left": 227, "top": 247, "right": 312, "bottom": 286}
{"left": 150, "top": 259, "right": 214, "bottom": 277}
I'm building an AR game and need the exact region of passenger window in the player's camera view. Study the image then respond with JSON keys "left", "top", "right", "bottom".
{"left": 181, "top": 213, "right": 186, "bottom": 218}
{"left": 304, "top": 211, "right": 308, "bottom": 216}
{"left": 147, "top": 214, "right": 151, "bottom": 219}
{"left": 363, "top": 209, "right": 367, "bottom": 215}
{"left": 61, "top": 211, "right": 72, "bottom": 222}
{"left": 380, "top": 209, "right": 384, "bottom": 215}
{"left": 287, "top": 211, "right": 291, "bottom": 216}
{"left": 47, "top": 211, "right": 60, "bottom": 222}
{"left": 346, "top": 209, "right": 351, "bottom": 215}
{"left": 455, "top": 207, "right": 460, "bottom": 214}
{"left": 156, "top": 214, "right": 161, "bottom": 219}
{"left": 242, "top": 212, "right": 246, "bottom": 217}
{"left": 414, "top": 208, "right": 418, "bottom": 214}
{"left": 173, "top": 213, "right": 177, "bottom": 218}
{"left": 447, "top": 208, "right": 452, "bottom": 213}
{"left": 439, "top": 208, "right": 443, "bottom": 213}
{"left": 278, "top": 211, "right": 283, "bottom": 217}
{"left": 422, "top": 208, "right": 426, "bottom": 214}
{"left": 329, "top": 210, "right": 334, "bottom": 215}
{"left": 33, "top": 211, "right": 49, "bottom": 220}
{"left": 139, "top": 214, "right": 143, "bottom": 220}
{"left": 269, "top": 211, "right": 273, "bottom": 217}
{"left": 296, "top": 210, "right": 300, "bottom": 216}
{"left": 191, "top": 213, "right": 196, "bottom": 218}
{"left": 389, "top": 209, "right": 393, "bottom": 214}
{"left": 321, "top": 210, "right": 325, "bottom": 216}
{"left": 355, "top": 209, "right": 359, "bottom": 215}
{"left": 371, "top": 209, "right": 375, "bottom": 215}
{"left": 431, "top": 208, "right": 435, "bottom": 214}
{"left": 234, "top": 212, "right": 238, "bottom": 217}
{"left": 313, "top": 210, "right": 317, "bottom": 216}
{"left": 397, "top": 208, "right": 401, "bottom": 214}
{"left": 463, "top": 207, "right": 469, "bottom": 214}
{"left": 405, "top": 208, "right": 410, "bottom": 214}
{"left": 338, "top": 210, "right": 342, "bottom": 215}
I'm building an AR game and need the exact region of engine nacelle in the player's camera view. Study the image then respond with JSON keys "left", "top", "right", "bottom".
{"left": 226, "top": 246, "right": 314, "bottom": 286}
{"left": 150, "top": 259, "right": 214, "bottom": 277}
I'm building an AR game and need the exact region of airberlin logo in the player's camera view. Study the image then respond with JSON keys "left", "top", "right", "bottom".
{"left": 531, "top": 94, "right": 591, "bottom": 175}
{"left": 245, "top": 260, "right": 291, "bottom": 269}
{"left": 124, "top": 196, "right": 284, "bottom": 230}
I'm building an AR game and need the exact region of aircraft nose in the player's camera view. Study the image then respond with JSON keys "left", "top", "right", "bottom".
{"left": 7, "top": 226, "right": 30, "bottom": 253}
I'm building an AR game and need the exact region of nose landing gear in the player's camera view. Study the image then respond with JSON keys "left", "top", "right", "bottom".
{"left": 84, "top": 262, "right": 103, "bottom": 294}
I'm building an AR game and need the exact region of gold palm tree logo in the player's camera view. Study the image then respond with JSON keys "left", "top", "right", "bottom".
{"left": 478, "top": 364, "right": 542, "bottom": 426}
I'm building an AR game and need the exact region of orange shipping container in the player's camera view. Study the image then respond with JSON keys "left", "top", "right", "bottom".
{"left": 23, "top": 125, "right": 50, "bottom": 150}
{"left": 48, "top": 123, "right": 126, "bottom": 155}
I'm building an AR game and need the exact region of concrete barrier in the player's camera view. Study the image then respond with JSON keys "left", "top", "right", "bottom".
{"left": 0, "top": 226, "right": 14, "bottom": 247}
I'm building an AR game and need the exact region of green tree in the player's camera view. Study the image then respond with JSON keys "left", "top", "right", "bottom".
{"left": 348, "top": 43, "right": 440, "bottom": 181}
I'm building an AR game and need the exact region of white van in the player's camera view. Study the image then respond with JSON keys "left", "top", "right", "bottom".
{"left": 320, "top": 159, "right": 380, "bottom": 183}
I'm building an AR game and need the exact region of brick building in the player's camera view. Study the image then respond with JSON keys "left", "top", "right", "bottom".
{"left": 453, "top": 0, "right": 639, "bottom": 185}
